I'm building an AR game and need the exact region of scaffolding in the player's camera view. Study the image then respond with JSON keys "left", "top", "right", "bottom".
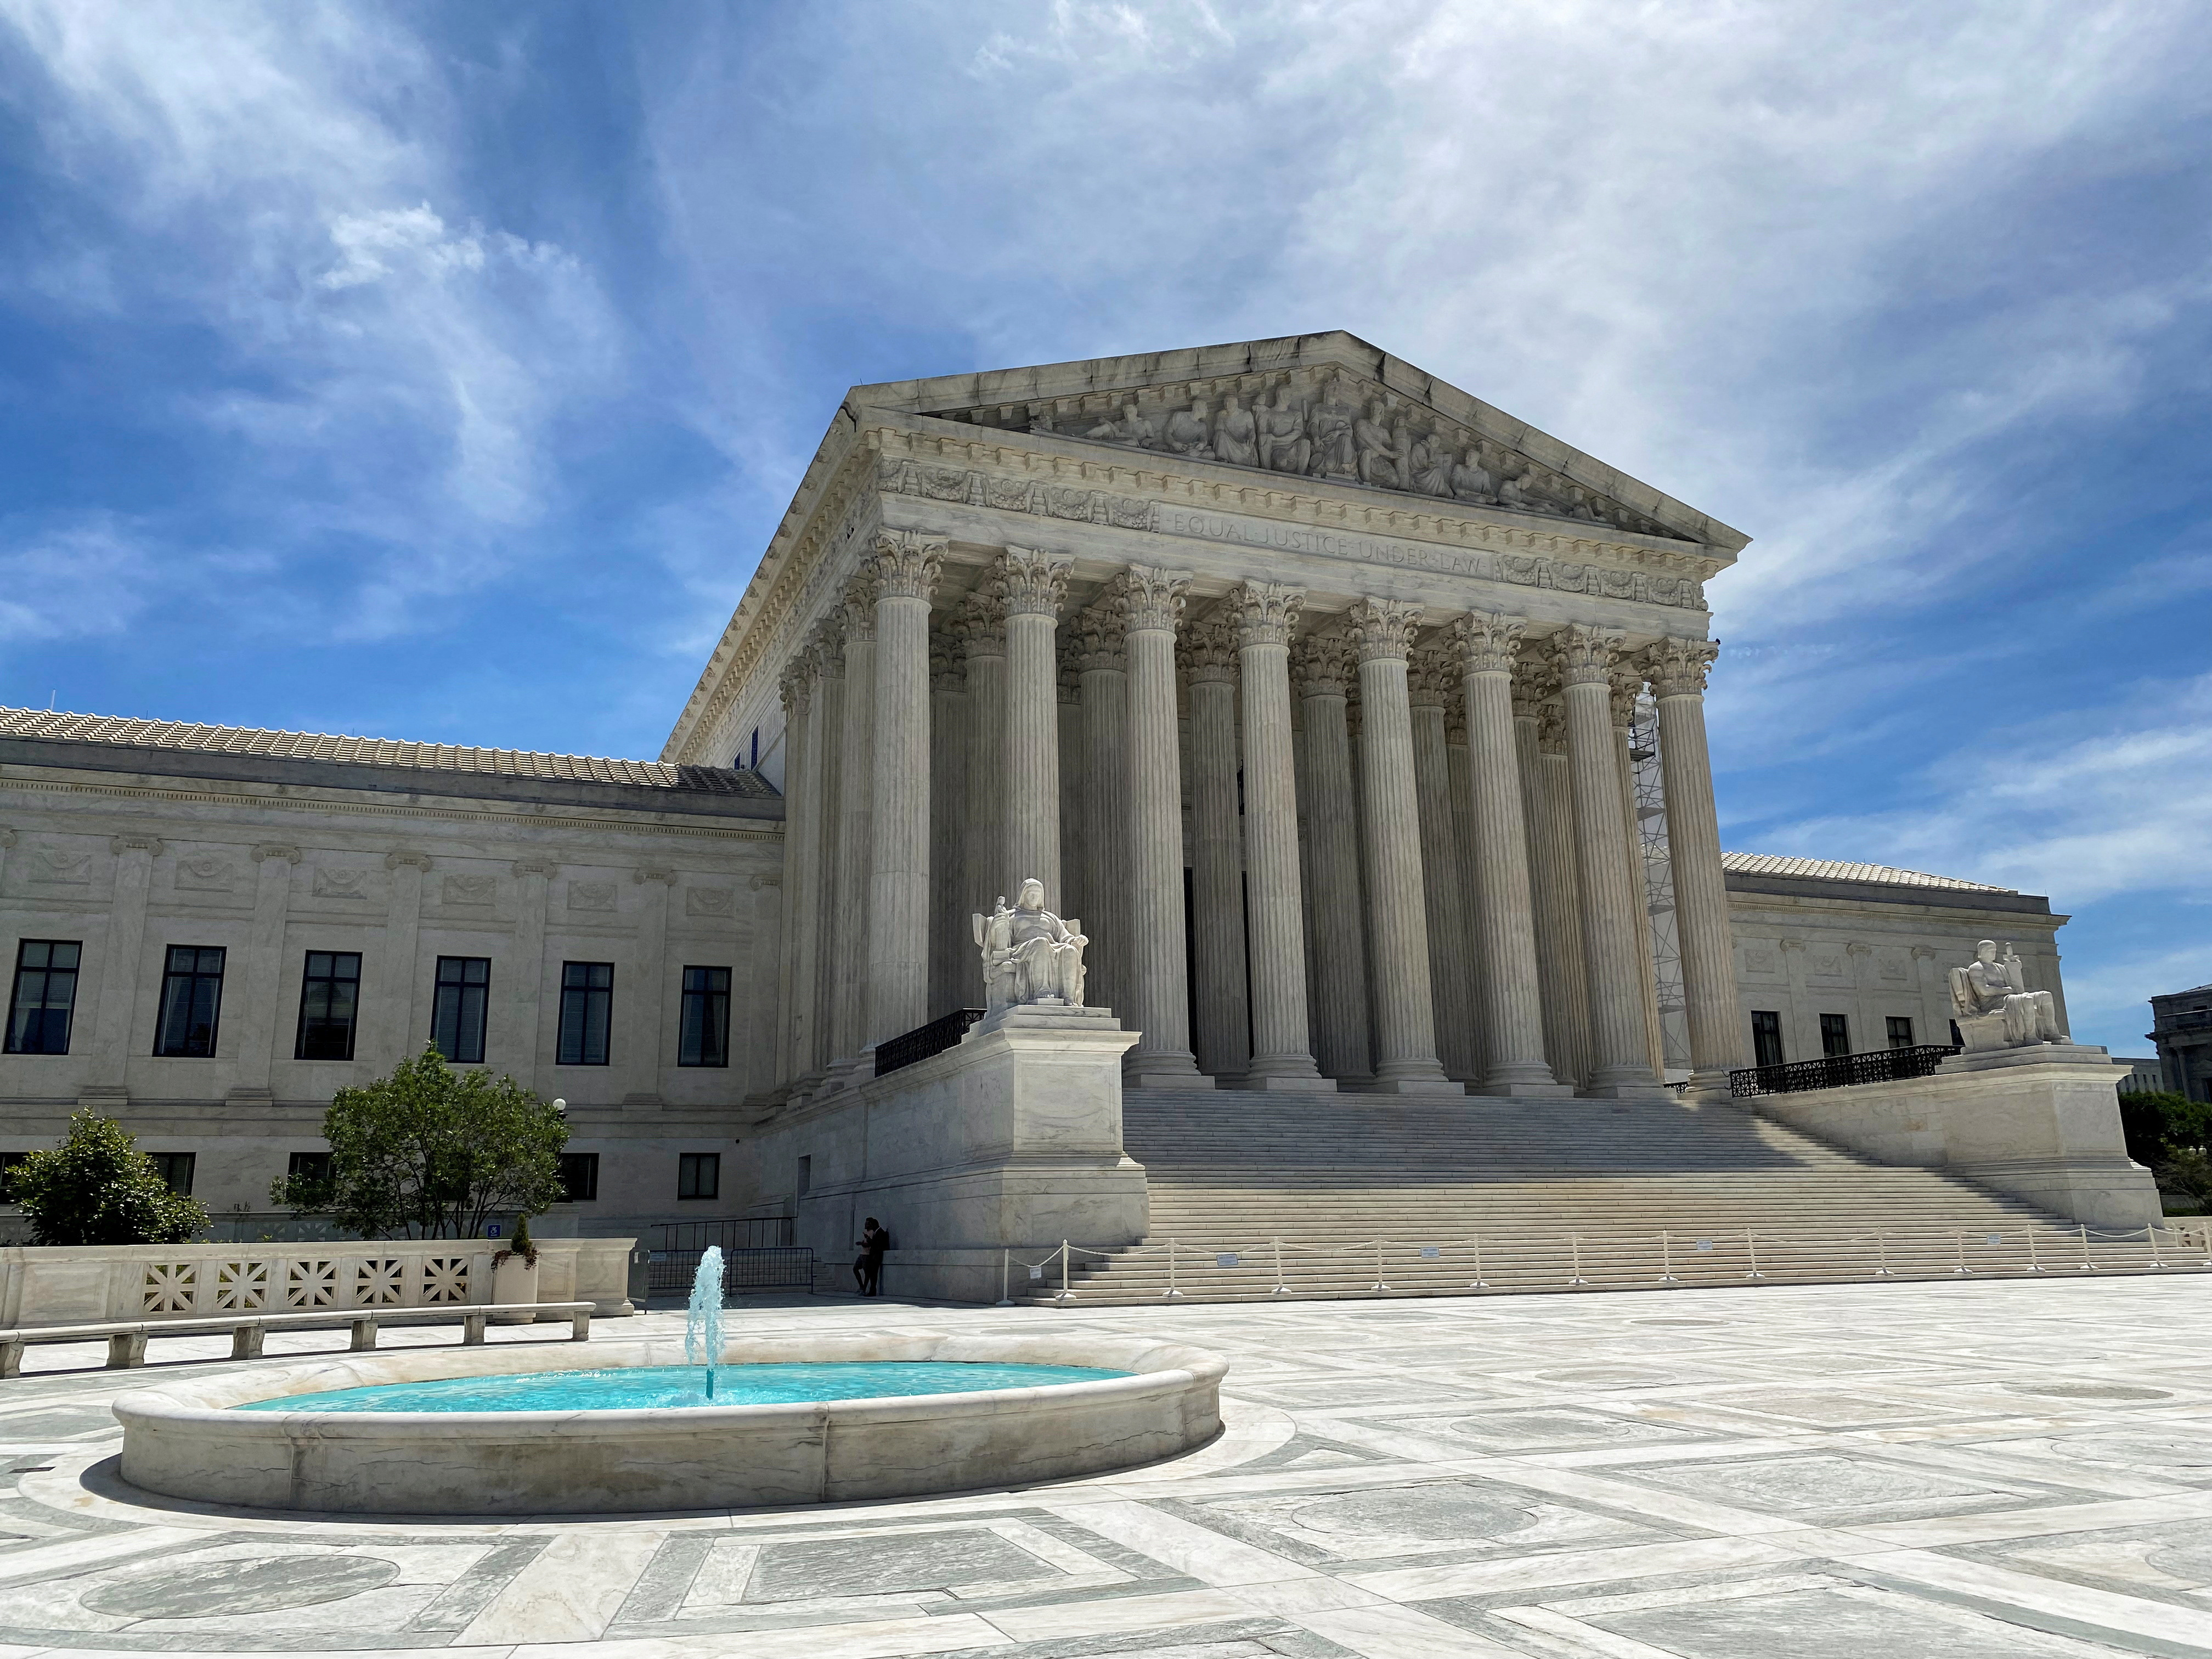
{"left": 1630, "top": 696, "right": 1691, "bottom": 1075}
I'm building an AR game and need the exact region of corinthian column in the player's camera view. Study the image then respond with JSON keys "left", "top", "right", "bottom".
{"left": 1453, "top": 614, "right": 1568, "bottom": 1095}
{"left": 775, "top": 661, "right": 811, "bottom": 1085}
{"left": 1058, "top": 648, "right": 1085, "bottom": 934}
{"left": 1184, "top": 616, "right": 1249, "bottom": 1080}
{"left": 1556, "top": 625, "right": 1662, "bottom": 1097}
{"left": 1522, "top": 665, "right": 1592, "bottom": 1091}
{"left": 1348, "top": 597, "right": 1455, "bottom": 1092}
{"left": 1611, "top": 664, "right": 1667, "bottom": 1081}
{"left": 867, "top": 532, "right": 944, "bottom": 1042}
{"left": 808, "top": 625, "right": 844, "bottom": 1080}
{"left": 999, "top": 547, "right": 1070, "bottom": 904}
{"left": 1120, "top": 565, "right": 1208, "bottom": 1087}
{"left": 830, "top": 574, "right": 880, "bottom": 1067}
{"left": 1076, "top": 601, "right": 1130, "bottom": 1015}
{"left": 1410, "top": 648, "right": 1477, "bottom": 1085}
{"left": 1234, "top": 583, "right": 1331, "bottom": 1089}
{"left": 927, "top": 620, "right": 969, "bottom": 1018}
{"left": 963, "top": 585, "right": 1008, "bottom": 923}
{"left": 1293, "top": 633, "right": 1370, "bottom": 1082}
{"left": 1647, "top": 637, "right": 1747, "bottom": 1083}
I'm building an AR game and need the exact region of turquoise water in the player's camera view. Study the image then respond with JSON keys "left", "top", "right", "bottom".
{"left": 235, "top": 1361, "right": 1131, "bottom": 1414}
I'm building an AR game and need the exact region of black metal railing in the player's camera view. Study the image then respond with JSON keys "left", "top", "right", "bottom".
{"left": 654, "top": 1217, "right": 794, "bottom": 1252}
{"left": 647, "top": 1244, "right": 813, "bottom": 1299}
{"left": 876, "top": 1007, "right": 985, "bottom": 1076}
{"left": 1730, "top": 1043, "right": 1961, "bottom": 1099}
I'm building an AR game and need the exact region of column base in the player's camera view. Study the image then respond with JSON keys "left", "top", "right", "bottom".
{"left": 1364, "top": 1059, "right": 1462, "bottom": 1096}
{"left": 1226, "top": 1066, "right": 1339, "bottom": 1092}
{"left": 1683, "top": 1067, "right": 1740, "bottom": 1102}
{"left": 1473, "top": 1078, "right": 1577, "bottom": 1099}
{"left": 1582, "top": 1079, "right": 1674, "bottom": 1102}
{"left": 1124, "top": 1049, "right": 1213, "bottom": 1090}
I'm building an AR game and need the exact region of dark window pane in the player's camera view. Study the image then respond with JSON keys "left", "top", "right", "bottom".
{"left": 1819, "top": 1013, "right": 1851, "bottom": 1058}
{"left": 558, "top": 1152, "right": 599, "bottom": 1203}
{"left": 678, "top": 1152, "right": 719, "bottom": 1200}
{"left": 678, "top": 965, "right": 731, "bottom": 1068}
{"left": 432, "top": 956, "right": 490, "bottom": 1063}
{"left": 1886, "top": 1016, "right": 1915, "bottom": 1050}
{"left": 0, "top": 1150, "right": 26, "bottom": 1203}
{"left": 6, "top": 938, "right": 82, "bottom": 1055}
{"left": 287, "top": 1150, "right": 332, "bottom": 1184}
{"left": 557, "top": 961, "right": 613, "bottom": 1065}
{"left": 1751, "top": 1011, "right": 1785, "bottom": 1070}
{"left": 147, "top": 1152, "right": 195, "bottom": 1195}
{"left": 295, "top": 951, "right": 362, "bottom": 1061}
{"left": 155, "top": 946, "right": 225, "bottom": 1057}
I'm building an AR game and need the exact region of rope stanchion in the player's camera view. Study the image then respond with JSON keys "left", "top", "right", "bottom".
{"left": 1658, "top": 1229, "right": 1677, "bottom": 1285}
{"left": 1059, "top": 1239, "right": 1070, "bottom": 1304}
{"left": 1875, "top": 1228, "right": 1892, "bottom": 1276}
{"left": 997, "top": 1249, "right": 1012, "bottom": 1307}
{"left": 1568, "top": 1233, "right": 1588, "bottom": 1287}
{"left": 1271, "top": 1238, "right": 1288, "bottom": 1296}
{"left": 1743, "top": 1227, "right": 1763, "bottom": 1280}
{"left": 2147, "top": 1226, "right": 2167, "bottom": 1271}
{"left": 2026, "top": 1227, "right": 2042, "bottom": 1273}
{"left": 1469, "top": 1233, "right": 1489, "bottom": 1290}
{"left": 2079, "top": 1223, "right": 2095, "bottom": 1272}
{"left": 1953, "top": 1232, "right": 1970, "bottom": 1276}
{"left": 1370, "top": 1239, "right": 1389, "bottom": 1294}
{"left": 1164, "top": 1238, "right": 1185, "bottom": 1300}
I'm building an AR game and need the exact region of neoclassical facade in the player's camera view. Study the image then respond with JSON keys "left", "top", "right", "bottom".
{"left": 666, "top": 332, "right": 1751, "bottom": 1102}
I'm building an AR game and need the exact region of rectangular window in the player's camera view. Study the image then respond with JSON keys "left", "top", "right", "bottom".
{"left": 5, "top": 939, "right": 81, "bottom": 1055}
{"left": 558, "top": 1152, "right": 600, "bottom": 1203}
{"left": 286, "top": 1150, "right": 332, "bottom": 1186}
{"left": 1751, "top": 1010, "right": 1785, "bottom": 1070}
{"left": 678, "top": 1151, "right": 719, "bottom": 1200}
{"left": 294, "top": 951, "right": 362, "bottom": 1061}
{"left": 1820, "top": 1014, "right": 1852, "bottom": 1058}
{"left": 431, "top": 956, "right": 490, "bottom": 1064}
{"left": 0, "top": 1150, "right": 26, "bottom": 1203}
{"left": 795, "top": 1154, "right": 811, "bottom": 1198}
{"left": 1886, "top": 1016, "right": 1916, "bottom": 1050}
{"left": 678, "top": 966, "right": 731, "bottom": 1068}
{"left": 557, "top": 961, "right": 613, "bottom": 1066}
{"left": 154, "top": 946, "right": 226, "bottom": 1057}
{"left": 146, "top": 1152, "right": 195, "bottom": 1195}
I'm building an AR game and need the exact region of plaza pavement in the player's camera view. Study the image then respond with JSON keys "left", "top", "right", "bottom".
{"left": 0, "top": 1276, "right": 2209, "bottom": 1658}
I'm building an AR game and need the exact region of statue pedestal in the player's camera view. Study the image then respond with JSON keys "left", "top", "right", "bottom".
{"left": 1747, "top": 1042, "right": 2161, "bottom": 1230}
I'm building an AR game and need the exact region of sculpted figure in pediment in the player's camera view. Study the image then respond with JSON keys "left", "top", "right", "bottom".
{"left": 1306, "top": 374, "right": 1358, "bottom": 477}
{"left": 1499, "top": 467, "right": 1552, "bottom": 514}
{"left": 1449, "top": 447, "right": 1496, "bottom": 503}
{"left": 1258, "top": 387, "right": 1310, "bottom": 474}
{"left": 1163, "top": 398, "right": 1214, "bottom": 459}
{"left": 1354, "top": 398, "right": 1404, "bottom": 488}
{"left": 1211, "top": 394, "right": 1258, "bottom": 467}
{"left": 1407, "top": 426, "right": 1452, "bottom": 496}
{"left": 1085, "top": 402, "right": 1160, "bottom": 450}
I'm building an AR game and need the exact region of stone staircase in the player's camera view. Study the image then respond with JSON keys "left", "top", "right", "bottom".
{"left": 1002, "top": 1091, "right": 2202, "bottom": 1305}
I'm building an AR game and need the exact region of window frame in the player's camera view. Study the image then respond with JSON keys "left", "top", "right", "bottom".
{"left": 293, "top": 950, "right": 363, "bottom": 1062}
{"left": 558, "top": 1151, "right": 600, "bottom": 1203}
{"left": 5, "top": 938, "right": 82, "bottom": 1056}
{"left": 1750, "top": 1009, "right": 1785, "bottom": 1070}
{"left": 146, "top": 1151, "right": 196, "bottom": 1195}
{"left": 153, "top": 945, "right": 227, "bottom": 1058}
{"left": 677, "top": 1151, "right": 720, "bottom": 1201}
{"left": 677, "top": 964, "right": 732, "bottom": 1069}
{"left": 1819, "top": 1013, "right": 1852, "bottom": 1059}
{"left": 0, "top": 1150, "right": 27, "bottom": 1204}
{"left": 557, "top": 961, "right": 614, "bottom": 1067}
{"left": 1885, "top": 1015, "right": 1916, "bottom": 1051}
{"left": 431, "top": 956, "right": 492, "bottom": 1065}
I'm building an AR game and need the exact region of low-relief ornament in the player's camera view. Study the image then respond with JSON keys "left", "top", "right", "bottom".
{"left": 983, "top": 477, "right": 1034, "bottom": 512}
{"left": 1450, "top": 611, "right": 1526, "bottom": 676}
{"left": 175, "top": 853, "right": 235, "bottom": 890}
{"left": 686, "top": 887, "right": 735, "bottom": 918}
{"left": 313, "top": 867, "right": 372, "bottom": 900}
{"left": 1045, "top": 486, "right": 1094, "bottom": 522}
{"left": 1346, "top": 596, "right": 1422, "bottom": 664}
{"left": 1230, "top": 581, "right": 1303, "bottom": 650}
{"left": 567, "top": 879, "right": 617, "bottom": 912}
{"left": 916, "top": 464, "right": 970, "bottom": 501}
{"left": 1119, "top": 565, "right": 1192, "bottom": 634}
{"left": 1107, "top": 496, "right": 1153, "bottom": 529}
{"left": 442, "top": 874, "right": 497, "bottom": 906}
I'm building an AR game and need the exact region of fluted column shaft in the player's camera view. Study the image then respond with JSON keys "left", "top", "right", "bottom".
{"left": 1611, "top": 675, "right": 1667, "bottom": 1081}
{"left": 1445, "top": 727, "right": 1489, "bottom": 1085}
{"left": 1186, "top": 622, "right": 1248, "bottom": 1079}
{"left": 1235, "top": 584, "right": 1329, "bottom": 1088}
{"left": 1121, "top": 566, "right": 1207, "bottom": 1086}
{"left": 831, "top": 577, "right": 879, "bottom": 1065}
{"left": 867, "top": 534, "right": 943, "bottom": 1043}
{"left": 1456, "top": 616, "right": 1562, "bottom": 1093}
{"left": 1650, "top": 639, "right": 1747, "bottom": 1079}
{"left": 1058, "top": 660, "right": 1085, "bottom": 932}
{"left": 963, "top": 591, "right": 1008, "bottom": 920}
{"left": 774, "top": 671, "right": 810, "bottom": 1085}
{"left": 1001, "top": 548, "right": 1070, "bottom": 903}
{"left": 1349, "top": 599, "right": 1453, "bottom": 1091}
{"left": 927, "top": 628, "right": 969, "bottom": 1018}
{"left": 1295, "top": 637, "right": 1370, "bottom": 1081}
{"left": 1409, "top": 675, "right": 1476, "bottom": 1084}
{"left": 1077, "top": 606, "right": 1130, "bottom": 1014}
{"left": 1558, "top": 627, "right": 1660, "bottom": 1094}
{"left": 808, "top": 641, "right": 844, "bottom": 1080}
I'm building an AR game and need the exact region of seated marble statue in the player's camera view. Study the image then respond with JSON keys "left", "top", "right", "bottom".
{"left": 973, "top": 878, "right": 1088, "bottom": 1013}
{"left": 1163, "top": 399, "right": 1214, "bottom": 458}
{"left": 1449, "top": 447, "right": 1496, "bottom": 502}
{"left": 1257, "top": 387, "right": 1310, "bottom": 473}
{"left": 1211, "top": 394, "right": 1259, "bottom": 467}
{"left": 1949, "top": 940, "right": 2066, "bottom": 1051}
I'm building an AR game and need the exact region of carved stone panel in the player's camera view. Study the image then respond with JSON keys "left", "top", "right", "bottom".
{"left": 442, "top": 874, "right": 498, "bottom": 907}
{"left": 567, "top": 880, "right": 617, "bottom": 913}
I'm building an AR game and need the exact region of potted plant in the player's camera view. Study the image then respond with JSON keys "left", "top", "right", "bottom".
{"left": 491, "top": 1212, "right": 541, "bottom": 1321}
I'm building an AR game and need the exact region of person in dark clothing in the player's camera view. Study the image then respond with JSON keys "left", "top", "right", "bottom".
{"left": 854, "top": 1217, "right": 889, "bottom": 1296}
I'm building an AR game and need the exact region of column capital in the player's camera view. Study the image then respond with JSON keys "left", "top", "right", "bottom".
{"left": 1291, "top": 631, "right": 1354, "bottom": 697}
{"left": 997, "top": 546, "right": 1072, "bottom": 618}
{"left": 634, "top": 866, "right": 675, "bottom": 885}
{"left": 1607, "top": 664, "right": 1646, "bottom": 729}
{"left": 1073, "top": 603, "right": 1127, "bottom": 673}
{"left": 780, "top": 658, "right": 813, "bottom": 715}
{"left": 1536, "top": 705, "right": 1568, "bottom": 754}
{"left": 386, "top": 849, "right": 433, "bottom": 872}
{"left": 1058, "top": 649, "right": 1084, "bottom": 704}
{"left": 963, "top": 585, "right": 1007, "bottom": 656}
{"left": 1120, "top": 564, "right": 1192, "bottom": 633}
{"left": 1407, "top": 646, "right": 1454, "bottom": 709}
{"left": 929, "top": 623, "right": 967, "bottom": 692}
{"left": 1230, "top": 580, "right": 1304, "bottom": 649}
{"left": 1846, "top": 941, "right": 1874, "bottom": 957}
{"left": 110, "top": 833, "right": 164, "bottom": 857}
{"left": 840, "top": 572, "right": 882, "bottom": 644}
{"left": 1449, "top": 610, "right": 1527, "bottom": 676}
{"left": 809, "top": 615, "right": 845, "bottom": 679}
{"left": 250, "top": 843, "right": 302, "bottom": 865}
{"left": 868, "top": 530, "right": 946, "bottom": 600}
{"left": 1180, "top": 617, "right": 1238, "bottom": 686}
{"left": 1444, "top": 707, "right": 1469, "bottom": 747}
{"left": 1510, "top": 650, "right": 1555, "bottom": 719}
{"left": 1646, "top": 635, "right": 1719, "bottom": 698}
{"left": 512, "top": 856, "right": 560, "bottom": 879}
{"left": 1554, "top": 623, "right": 1626, "bottom": 686}
{"left": 1346, "top": 596, "right": 1421, "bottom": 663}
{"left": 749, "top": 871, "right": 783, "bottom": 890}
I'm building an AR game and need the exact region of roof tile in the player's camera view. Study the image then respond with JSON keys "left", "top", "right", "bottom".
{"left": 1722, "top": 851, "right": 2011, "bottom": 893}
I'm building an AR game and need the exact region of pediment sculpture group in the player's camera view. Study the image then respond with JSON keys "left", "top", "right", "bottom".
{"left": 973, "top": 879, "right": 1089, "bottom": 1015}
{"left": 1022, "top": 370, "right": 1654, "bottom": 534}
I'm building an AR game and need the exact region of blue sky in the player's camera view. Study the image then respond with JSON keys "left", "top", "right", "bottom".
{"left": 2, "top": 1, "right": 2207, "bottom": 1052}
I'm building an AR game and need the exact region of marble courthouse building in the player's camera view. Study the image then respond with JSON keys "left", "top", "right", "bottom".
{"left": 1, "top": 335, "right": 2085, "bottom": 1248}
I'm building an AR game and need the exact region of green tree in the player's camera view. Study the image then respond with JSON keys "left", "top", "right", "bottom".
{"left": 10, "top": 1111, "right": 210, "bottom": 1246}
{"left": 272, "top": 1045, "right": 567, "bottom": 1239}
{"left": 2157, "top": 1148, "right": 2212, "bottom": 1214}
{"left": 2119, "top": 1090, "right": 2212, "bottom": 1165}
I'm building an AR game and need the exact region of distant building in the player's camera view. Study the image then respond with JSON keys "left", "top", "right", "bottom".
{"left": 2113, "top": 1057, "right": 2164, "bottom": 1094}
{"left": 2149, "top": 984, "right": 2212, "bottom": 1102}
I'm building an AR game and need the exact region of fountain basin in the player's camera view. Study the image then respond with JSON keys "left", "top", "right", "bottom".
{"left": 111, "top": 1332, "right": 1226, "bottom": 1515}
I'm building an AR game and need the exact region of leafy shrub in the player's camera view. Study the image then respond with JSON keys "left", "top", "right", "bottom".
{"left": 9, "top": 1112, "right": 210, "bottom": 1246}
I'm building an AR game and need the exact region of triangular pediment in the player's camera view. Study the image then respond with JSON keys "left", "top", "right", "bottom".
{"left": 849, "top": 331, "right": 1746, "bottom": 553}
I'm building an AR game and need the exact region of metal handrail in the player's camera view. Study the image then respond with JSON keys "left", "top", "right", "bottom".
{"left": 876, "top": 1008, "right": 986, "bottom": 1076}
{"left": 1730, "top": 1042, "right": 1960, "bottom": 1098}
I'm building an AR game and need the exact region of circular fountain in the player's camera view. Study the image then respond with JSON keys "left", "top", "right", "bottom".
{"left": 109, "top": 1249, "right": 1226, "bottom": 1515}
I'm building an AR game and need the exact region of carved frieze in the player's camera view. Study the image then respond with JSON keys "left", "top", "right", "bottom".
{"left": 442, "top": 874, "right": 496, "bottom": 906}
{"left": 686, "top": 887, "right": 735, "bottom": 918}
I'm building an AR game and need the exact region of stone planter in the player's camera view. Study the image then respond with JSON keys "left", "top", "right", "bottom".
{"left": 489, "top": 1253, "right": 539, "bottom": 1323}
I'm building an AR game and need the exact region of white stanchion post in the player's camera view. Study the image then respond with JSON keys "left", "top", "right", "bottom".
{"left": 1469, "top": 1234, "right": 1488, "bottom": 1290}
{"left": 1875, "top": 1228, "right": 1891, "bottom": 1277}
{"left": 997, "top": 1249, "right": 1012, "bottom": 1306}
{"left": 1272, "top": 1238, "right": 1288, "bottom": 1296}
{"left": 2148, "top": 1226, "right": 2167, "bottom": 1271}
{"left": 2027, "top": 1227, "right": 2042, "bottom": 1274}
{"left": 1743, "top": 1227, "right": 1763, "bottom": 1280}
{"left": 1659, "top": 1229, "right": 1677, "bottom": 1285}
{"left": 1954, "top": 1232, "right": 1970, "bottom": 1276}
{"left": 1568, "top": 1233, "right": 1588, "bottom": 1287}
{"left": 1165, "top": 1238, "right": 1184, "bottom": 1300}
{"left": 1059, "top": 1240, "right": 1070, "bottom": 1303}
{"left": 2079, "top": 1223, "right": 2095, "bottom": 1272}
{"left": 1370, "top": 1239, "right": 1388, "bottom": 1294}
